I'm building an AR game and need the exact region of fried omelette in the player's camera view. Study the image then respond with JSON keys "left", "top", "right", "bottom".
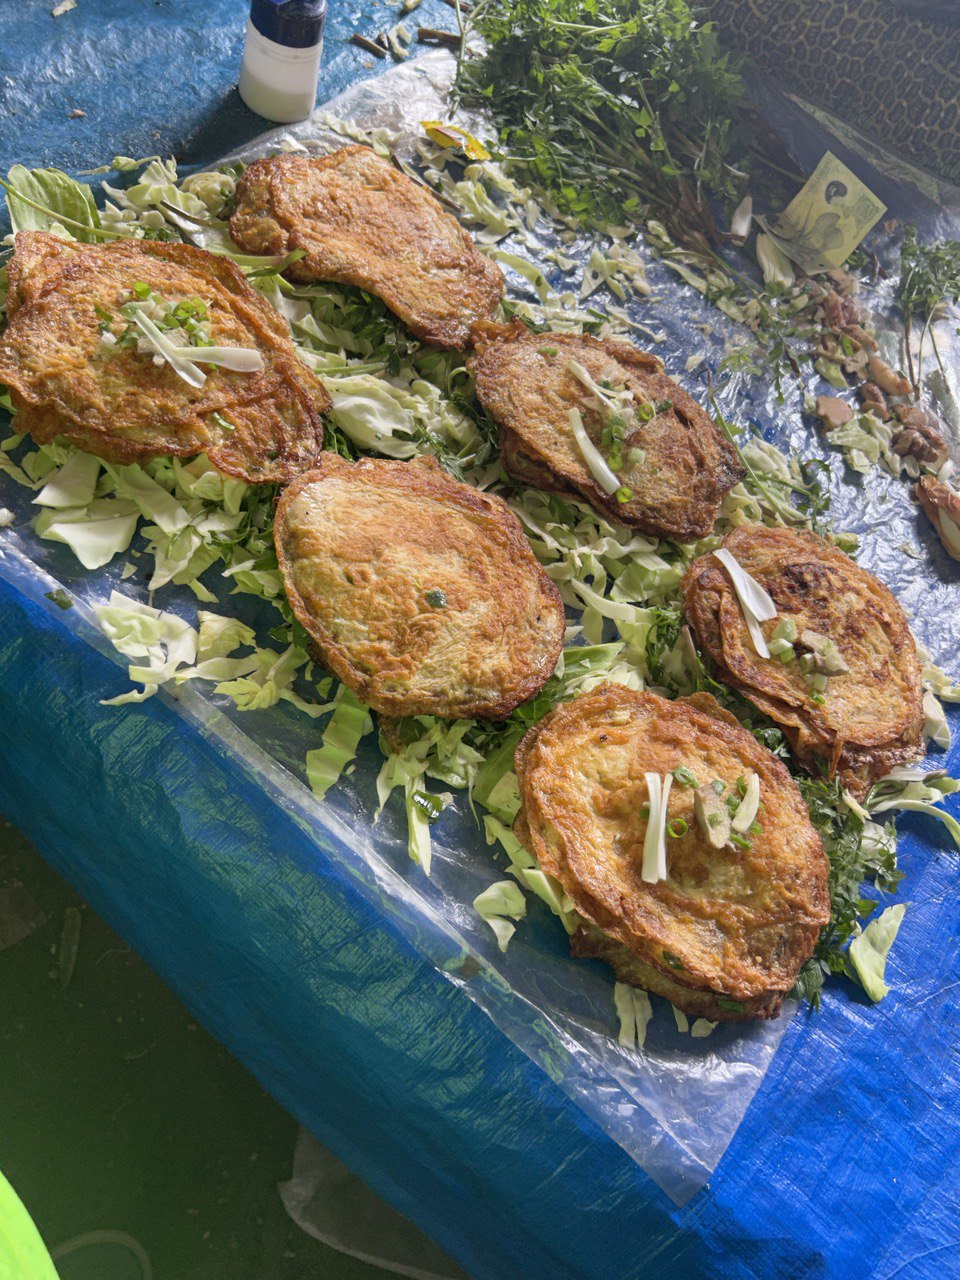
{"left": 274, "top": 454, "right": 565, "bottom": 719}
{"left": 514, "top": 684, "right": 829, "bottom": 1021}
{"left": 467, "top": 321, "right": 744, "bottom": 541}
{"left": 681, "top": 525, "right": 924, "bottom": 796}
{"left": 229, "top": 146, "right": 504, "bottom": 350}
{"left": 0, "top": 231, "right": 329, "bottom": 484}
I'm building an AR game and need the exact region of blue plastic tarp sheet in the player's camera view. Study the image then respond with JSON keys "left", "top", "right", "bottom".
{"left": 1, "top": 4, "right": 959, "bottom": 1279}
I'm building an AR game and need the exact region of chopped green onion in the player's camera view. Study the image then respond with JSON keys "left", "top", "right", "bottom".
{"left": 425, "top": 588, "right": 447, "bottom": 608}
{"left": 672, "top": 765, "right": 699, "bottom": 788}
{"left": 667, "top": 817, "right": 687, "bottom": 838}
{"left": 771, "top": 618, "right": 797, "bottom": 644}
{"left": 768, "top": 637, "right": 795, "bottom": 659}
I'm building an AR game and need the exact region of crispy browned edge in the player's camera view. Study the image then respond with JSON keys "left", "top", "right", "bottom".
{"left": 274, "top": 455, "right": 566, "bottom": 720}
{"left": 230, "top": 147, "right": 504, "bottom": 351}
{"left": 467, "top": 320, "right": 746, "bottom": 540}
{"left": 513, "top": 685, "right": 829, "bottom": 1022}
{"left": 0, "top": 233, "right": 330, "bottom": 482}
{"left": 679, "top": 524, "right": 925, "bottom": 797}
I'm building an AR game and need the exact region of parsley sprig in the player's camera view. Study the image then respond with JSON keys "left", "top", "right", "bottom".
{"left": 456, "top": 0, "right": 751, "bottom": 250}
{"left": 898, "top": 226, "right": 960, "bottom": 395}
{"left": 793, "top": 776, "right": 902, "bottom": 1007}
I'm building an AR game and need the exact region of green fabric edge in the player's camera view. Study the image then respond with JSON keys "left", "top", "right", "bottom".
{"left": 0, "top": 1170, "right": 58, "bottom": 1280}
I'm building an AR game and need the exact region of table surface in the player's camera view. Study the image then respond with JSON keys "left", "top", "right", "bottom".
{"left": 2, "top": 5, "right": 960, "bottom": 1280}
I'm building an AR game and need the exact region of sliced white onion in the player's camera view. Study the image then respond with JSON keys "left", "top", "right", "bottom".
{"left": 641, "top": 772, "right": 672, "bottom": 884}
{"left": 127, "top": 308, "right": 205, "bottom": 389}
{"left": 568, "top": 407, "right": 621, "bottom": 496}
{"left": 714, "top": 547, "right": 777, "bottom": 660}
{"left": 172, "top": 344, "right": 264, "bottom": 374}
{"left": 731, "top": 772, "right": 761, "bottom": 833}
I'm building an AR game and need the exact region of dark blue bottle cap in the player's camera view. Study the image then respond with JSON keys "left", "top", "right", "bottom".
{"left": 250, "top": 0, "right": 327, "bottom": 48}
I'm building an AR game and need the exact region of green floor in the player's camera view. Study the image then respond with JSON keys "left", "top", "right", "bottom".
{"left": 0, "top": 816, "right": 395, "bottom": 1280}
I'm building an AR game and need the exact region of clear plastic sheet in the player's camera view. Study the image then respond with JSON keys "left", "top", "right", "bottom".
{"left": 280, "top": 1128, "right": 467, "bottom": 1280}
{"left": 0, "top": 52, "right": 957, "bottom": 1210}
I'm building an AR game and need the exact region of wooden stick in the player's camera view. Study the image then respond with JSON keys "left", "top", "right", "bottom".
{"left": 417, "top": 27, "right": 460, "bottom": 47}
{"left": 350, "top": 33, "right": 387, "bottom": 57}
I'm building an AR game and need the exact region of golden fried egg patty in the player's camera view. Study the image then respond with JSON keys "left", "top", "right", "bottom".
{"left": 274, "top": 455, "right": 565, "bottom": 719}
{"left": 229, "top": 146, "right": 504, "bottom": 350}
{"left": 681, "top": 524, "right": 924, "bottom": 796}
{"left": 0, "top": 232, "right": 328, "bottom": 484}
{"left": 468, "top": 321, "right": 744, "bottom": 541}
{"left": 514, "top": 683, "right": 829, "bottom": 1020}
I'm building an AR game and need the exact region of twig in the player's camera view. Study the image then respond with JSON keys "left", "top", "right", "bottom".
{"left": 418, "top": 26, "right": 460, "bottom": 47}
{"left": 350, "top": 32, "right": 387, "bottom": 57}
{"left": 388, "top": 153, "right": 464, "bottom": 214}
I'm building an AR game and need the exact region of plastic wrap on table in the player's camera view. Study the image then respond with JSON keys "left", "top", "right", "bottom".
{"left": 1, "top": 50, "right": 959, "bottom": 1210}
{"left": 0, "top": 47, "right": 959, "bottom": 1280}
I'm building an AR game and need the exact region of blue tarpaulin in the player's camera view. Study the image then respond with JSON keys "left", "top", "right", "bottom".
{"left": 1, "top": 4, "right": 959, "bottom": 1278}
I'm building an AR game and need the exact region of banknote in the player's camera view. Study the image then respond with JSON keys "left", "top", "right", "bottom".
{"left": 755, "top": 152, "right": 887, "bottom": 274}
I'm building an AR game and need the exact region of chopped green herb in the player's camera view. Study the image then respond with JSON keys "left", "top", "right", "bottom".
{"left": 662, "top": 950, "right": 685, "bottom": 971}
{"left": 425, "top": 588, "right": 447, "bottom": 608}
{"left": 667, "top": 817, "right": 688, "bottom": 838}
{"left": 44, "top": 588, "right": 73, "bottom": 610}
{"left": 615, "top": 485, "right": 633, "bottom": 503}
{"left": 413, "top": 789, "right": 446, "bottom": 822}
{"left": 672, "top": 765, "right": 699, "bottom": 788}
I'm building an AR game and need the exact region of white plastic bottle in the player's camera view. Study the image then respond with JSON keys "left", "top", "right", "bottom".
{"left": 239, "top": 0, "right": 327, "bottom": 124}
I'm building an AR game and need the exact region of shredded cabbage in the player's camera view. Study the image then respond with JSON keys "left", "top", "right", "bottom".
{"left": 473, "top": 880, "right": 527, "bottom": 952}
{"left": 35, "top": 500, "right": 140, "bottom": 570}
{"left": 305, "top": 687, "right": 374, "bottom": 800}
{"left": 614, "top": 983, "right": 653, "bottom": 1050}
{"left": 847, "top": 903, "right": 907, "bottom": 1001}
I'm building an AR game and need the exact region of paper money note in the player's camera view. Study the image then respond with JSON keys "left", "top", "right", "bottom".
{"left": 756, "top": 152, "right": 887, "bottom": 274}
